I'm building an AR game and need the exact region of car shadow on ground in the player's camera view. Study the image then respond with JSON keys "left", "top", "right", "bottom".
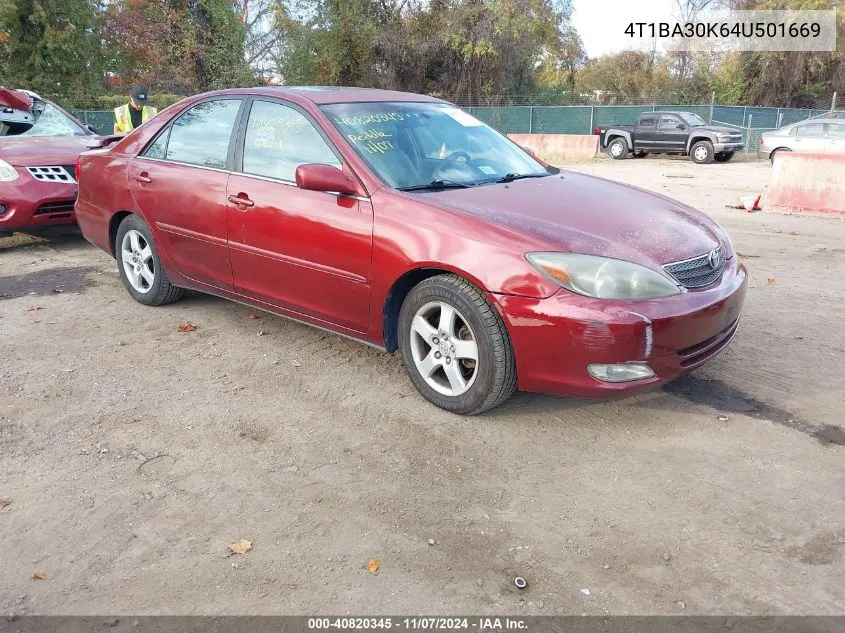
{"left": 0, "top": 227, "right": 87, "bottom": 252}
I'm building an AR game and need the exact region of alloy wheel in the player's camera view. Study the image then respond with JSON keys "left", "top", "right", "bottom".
{"left": 120, "top": 229, "right": 155, "bottom": 294}
{"left": 409, "top": 301, "right": 479, "bottom": 397}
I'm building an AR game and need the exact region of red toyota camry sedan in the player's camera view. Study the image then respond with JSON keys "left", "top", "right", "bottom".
{"left": 75, "top": 87, "right": 746, "bottom": 414}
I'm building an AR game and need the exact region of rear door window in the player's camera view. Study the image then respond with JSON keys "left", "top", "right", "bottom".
{"left": 638, "top": 114, "right": 657, "bottom": 128}
{"left": 163, "top": 99, "right": 242, "bottom": 169}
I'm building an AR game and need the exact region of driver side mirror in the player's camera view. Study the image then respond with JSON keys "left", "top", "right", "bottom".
{"left": 295, "top": 164, "right": 359, "bottom": 196}
{"left": 86, "top": 124, "right": 99, "bottom": 134}
{"left": 521, "top": 145, "right": 537, "bottom": 157}
{"left": 677, "top": 123, "right": 687, "bottom": 130}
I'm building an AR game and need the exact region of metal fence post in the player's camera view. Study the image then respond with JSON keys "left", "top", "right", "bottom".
{"left": 745, "top": 114, "right": 753, "bottom": 152}
{"left": 709, "top": 92, "right": 715, "bottom": 123}
{"left": 528, "top": 106, "right": 534, "bottom": 134}
{"left": 743, "top": 106, "right": 748, "bottom": 127}
{"left": 777, "top": 110, "right": 783, "bottom": 128}
{"left": 832, "top": 92, "right": 838, "bottom": 113}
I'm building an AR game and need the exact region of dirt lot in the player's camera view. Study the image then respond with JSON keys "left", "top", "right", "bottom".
{"left": 1, "top": 155, "right": 844, "bottom": 616}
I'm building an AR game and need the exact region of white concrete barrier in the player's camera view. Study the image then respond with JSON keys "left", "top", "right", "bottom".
{"left": 766, "top": 152, "right": 845, "bottom": 217}
{"left": 508, "top": 134, "right": 599, "bottom": 164}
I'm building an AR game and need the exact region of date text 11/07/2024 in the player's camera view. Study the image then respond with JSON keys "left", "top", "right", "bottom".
{"left": 307, "top": 617, "right": 528, "bottom": 631}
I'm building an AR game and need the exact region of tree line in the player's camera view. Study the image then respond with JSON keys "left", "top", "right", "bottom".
{"left": 0, "top": 0, "right": 841, "bottom": 109}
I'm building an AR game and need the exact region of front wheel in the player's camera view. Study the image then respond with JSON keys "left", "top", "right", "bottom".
{"left": 691, "top": 140, "right": 715, "bottom": 164}
{"left": 714, "top": 151, "right": 735, "bottom": 163}
{"left": 115, "top": 214, "right": 183, "bottom": 306}
{"left": 398, "top": 274, "right": 516, "bottom": 415}
{"left": 606, "top": 137, "right": 629, "bottom": 160}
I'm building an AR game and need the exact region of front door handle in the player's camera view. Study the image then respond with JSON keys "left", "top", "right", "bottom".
{"left": 134, "top": 172, "right": 152, "bottom": 184}
{"left": 228, "top": 194, "right": 255, "bottom": 209}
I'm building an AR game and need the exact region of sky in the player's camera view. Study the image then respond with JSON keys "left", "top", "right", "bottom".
{"left": 572, "top": 0, "right": 680, "bottom": 59}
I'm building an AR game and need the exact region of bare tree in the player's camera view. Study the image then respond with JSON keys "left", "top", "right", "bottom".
{"left": 238, "top": 0, "right": 282, "bottom": 78}
{"left": 671, "top": 0, "right": 717, "bottom": 83}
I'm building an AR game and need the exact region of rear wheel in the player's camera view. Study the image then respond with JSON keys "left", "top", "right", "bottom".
{"left": 115, "top": 215, "right": 183, "bottom": 306}
{"left": 607, "top": 137, "right": 629, "bottom": 160}
{"left": 770, "top": 147, "right": 790, "bottom": 164}
{"left": 714, "top": 151, "right": 735, "bottom": 163}
{"left": 398, "top": 274, "right": 516, "bottom": 415}
{"left": 691, "top": 140, "right": 714, "bottom": 164}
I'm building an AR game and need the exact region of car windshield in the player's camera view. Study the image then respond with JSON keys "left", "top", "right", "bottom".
{"left": 321, "top": 102, "right": 549, "bottom": 190}
{"left": 0, "top": 103, "right": 87, "bottom": 137}
{"left": 678, "top": 112, "right": 706, "bottom": 126}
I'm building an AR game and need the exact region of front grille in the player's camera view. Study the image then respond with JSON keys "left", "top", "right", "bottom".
{"left": 663, "top": 244, "right": 726, "bottom": 289}
{"left": 26, "top": 165, "right": 76, "bottom": 184}
{"left": 678, "top": 318, "right": 739, "bottom": 368}
{"left": 34, "top": 200, "right": 75, "bottom": 216}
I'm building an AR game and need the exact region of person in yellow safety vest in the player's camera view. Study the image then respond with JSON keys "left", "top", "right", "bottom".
{"left": 113, "top": 85, "right": 157, "bottom": 134}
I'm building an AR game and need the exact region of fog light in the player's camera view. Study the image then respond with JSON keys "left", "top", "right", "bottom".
{"left": 588, "top": 362, "right": 655, "bottom": 383}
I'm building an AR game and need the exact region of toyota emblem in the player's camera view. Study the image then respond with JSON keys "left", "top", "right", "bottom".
{"left": 708, "top": 249, "right": 720, "bottom": 269}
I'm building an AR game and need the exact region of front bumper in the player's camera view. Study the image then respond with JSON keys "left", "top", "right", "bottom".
{"left": 713, "top": 142, "right": 744, "bottom": 153}
{"left": 492, "top": 258, "right": 747, "bottom": 398}
{"left": 0, "top": 169, "right": 77, "bottom": 231}
{"left": 756, "top": 148, "right": 772, "bottom": 160}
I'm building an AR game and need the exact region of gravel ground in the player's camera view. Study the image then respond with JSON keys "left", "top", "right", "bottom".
{"left": 1, "top": 155, "right": 843, "bottom": 616}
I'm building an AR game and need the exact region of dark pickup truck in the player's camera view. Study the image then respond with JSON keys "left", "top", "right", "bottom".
{"left": 595, "top": 111, "right": 744, "bottom": 164}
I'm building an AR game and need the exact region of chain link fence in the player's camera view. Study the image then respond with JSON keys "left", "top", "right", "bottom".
{"left": 71, "top": 110, "right": 116, "bottom": 135}
{"left": 70, "top": 93, "right": 842, "bottom": 154}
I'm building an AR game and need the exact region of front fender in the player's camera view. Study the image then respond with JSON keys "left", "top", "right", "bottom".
{"left": 686, "top": 133, "right": 716, "bottom": 153}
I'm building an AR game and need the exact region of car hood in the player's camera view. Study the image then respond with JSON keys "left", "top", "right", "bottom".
{"left": 0, "top": 135, "right": 100, "bottom": 166}
{"left": 418, "top": 171, "right": 723, "bottom": 267}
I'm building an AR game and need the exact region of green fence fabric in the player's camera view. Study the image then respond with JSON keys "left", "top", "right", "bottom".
{"left": 75, "top": 103, "right": 836, "bottom": 151}
{"left": 466, "top": 107, "right": 532, "bottom": 134}
{"left": 72, "top": 110, "right": 115, "bottom": 134}
{"left": 530, "top": 106, "right": 592, "bottom": 134}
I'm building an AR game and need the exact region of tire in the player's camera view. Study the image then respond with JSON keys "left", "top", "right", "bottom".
{"left": 606, "top": 137, "right": 629, "bottom": 160}
{"left": 397, "top": 274, "right": 516, "bottom": 415}
{"left": 690, "top": 140, "right": 714, "bottom": 164}
{"left": 770, "top": 147, "right": 790, "bottom": 164}
{"left": 114, "top": 214, "right": 183, "bottom": 306}
{"left": 714, "top": 151, "right": 735, "bottom": 163}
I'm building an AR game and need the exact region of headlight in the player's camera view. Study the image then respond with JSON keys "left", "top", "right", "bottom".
{"left": 526, "top": 252, "right": 681, "bottom": 299}
{"left": 717, "top": 135, "right": 734, "bottom": 143}
{"left": 0, "top": 159, "right": 20, "bottom": 182}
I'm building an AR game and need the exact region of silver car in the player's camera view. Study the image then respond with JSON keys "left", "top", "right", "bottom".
{"left": 758, "top": 118, "right": 845, "bottom": 162}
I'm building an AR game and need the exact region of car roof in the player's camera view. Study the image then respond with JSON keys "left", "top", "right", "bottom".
{"left": 201, "top": 86, "right": 448, "bottom": 105}
{"left": 788, "top": 118, "right": 843, "bottom": 125}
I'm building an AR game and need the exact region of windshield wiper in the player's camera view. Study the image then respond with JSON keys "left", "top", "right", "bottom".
{"left": 489, "top": 172, "right": 550, "bottom": 184}
{"left": 397, "top": 179, "right": 474, "bottom": 192}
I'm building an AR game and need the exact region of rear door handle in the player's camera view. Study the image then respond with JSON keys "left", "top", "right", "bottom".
{"left": 228, "top": 194, "right": 254, "bottom": 209}
{"left": 134, "top": 172, "right": 152, "bottom": 184}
